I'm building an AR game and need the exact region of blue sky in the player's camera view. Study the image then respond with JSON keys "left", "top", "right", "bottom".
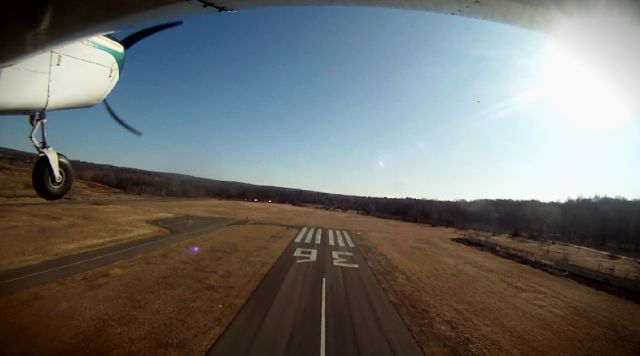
{"left": 1, "top": 6, "right": 639, "bottom": 201}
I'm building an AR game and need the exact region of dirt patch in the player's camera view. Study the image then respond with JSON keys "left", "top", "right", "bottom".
{"left": 0, "top": 224, "right": 293, "bottom": 355}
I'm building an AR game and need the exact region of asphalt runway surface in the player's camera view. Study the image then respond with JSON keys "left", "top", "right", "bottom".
{"left": 0, "top": 216, "right": 233, "bottom": 297}
{"left": 208, "top": 226, "right": 423, "bottom": 356}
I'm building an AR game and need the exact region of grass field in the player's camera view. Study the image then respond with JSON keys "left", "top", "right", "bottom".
{"left": 1, "top": 167, "right": 639, "bottom": 355}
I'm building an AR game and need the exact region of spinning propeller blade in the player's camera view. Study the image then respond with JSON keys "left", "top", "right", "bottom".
{"left": 103, "top": 99, "right": 142, "bottom": 136}
{"left": 104, "top": 21, "right": 183, "bottom": 136}
{"left": 120, "top": 21, "right": 183, "bottom": 49}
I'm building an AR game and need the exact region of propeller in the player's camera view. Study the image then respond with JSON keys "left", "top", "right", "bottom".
{"left": 120, "top": 21, "right": 183, "bottom": 49}
{"left": 103, "top": 21, "right": 183, "bottom": 136}
{"left": 104, "top": 99, "right": 142, "bottom": 136}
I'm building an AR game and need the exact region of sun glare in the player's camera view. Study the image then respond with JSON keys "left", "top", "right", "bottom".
{"left": 541, "top": 40, "right": 632, "bottom": 130}
{"left": 537, "top": 12, "right": 639, "bottom": 131}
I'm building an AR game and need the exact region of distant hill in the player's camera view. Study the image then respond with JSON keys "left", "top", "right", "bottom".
{"left": 1, "top": 146, "right": 638, "bottom": 256}
{"left": 0, "top": 146, "right": 362, "bottom": 206}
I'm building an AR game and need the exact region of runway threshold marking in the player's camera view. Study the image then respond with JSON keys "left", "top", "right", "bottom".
{"left": 343, "top": 231, "right": 355, "bottom": 248}
{"left": 336, "top": 230, "right": 345, "bottom": 247}
{"left": 305, "top": 228, "right": 316, "bottom": 243}
{"left": 299, "top": 228, "right": 356, "bottom": 249}
{"left": 294, "top": 227, "right": 308, "bottom": 243}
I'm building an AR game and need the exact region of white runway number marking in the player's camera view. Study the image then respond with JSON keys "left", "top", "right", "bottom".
{"left": 294, "top": 248, "right": 317, "bottom": 263}
{"left": 331, "top": 251, "right": 359, "bottom": 268}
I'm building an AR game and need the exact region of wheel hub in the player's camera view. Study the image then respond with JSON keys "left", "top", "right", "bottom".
{"left": 47, "top": 168, "right": 65, "bottom": 188}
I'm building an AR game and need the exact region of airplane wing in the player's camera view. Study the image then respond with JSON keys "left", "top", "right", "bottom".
{"left": 3, "top": 0, "right": 639, "bottom": 64}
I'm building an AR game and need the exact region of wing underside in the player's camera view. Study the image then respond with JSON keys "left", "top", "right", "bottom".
{"left": 2, "top": 0, "right": 638, "bottom": 64}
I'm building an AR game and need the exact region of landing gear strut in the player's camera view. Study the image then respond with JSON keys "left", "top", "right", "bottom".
{"left": 29, "top": 112, "right": 74, "bottom": 200}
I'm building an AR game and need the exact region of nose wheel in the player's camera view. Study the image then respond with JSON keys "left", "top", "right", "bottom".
{"left": 28, "top": 112, "right": 75, "bottom": 200}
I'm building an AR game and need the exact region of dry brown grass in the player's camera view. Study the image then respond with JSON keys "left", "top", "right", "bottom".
{"left": 1, "top": 196, "right": 639, "bottom": 355}
{"left": 0, "top": 201, "right": 166, "bottom": 270}
{"left": 0, "top": 223, "right": 293, "bottom": 355}
{"left": 358, "top": 226, "right": 640, "bottom": 355}
{"left": 464, "top": 231, "right": 640, "bottom": 281}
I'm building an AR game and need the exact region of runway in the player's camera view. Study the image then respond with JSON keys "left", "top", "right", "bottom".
{"left": 208, "top": 227, "right": 423, "bottom": 356}
{"left": 0, "top": 216, "right": 233, "bottom": 297}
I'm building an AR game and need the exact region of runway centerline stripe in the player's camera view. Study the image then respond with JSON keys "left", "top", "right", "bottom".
{"left": 343, "top": 231, "right": 355, "bottom": 247}
{"left": 304, "top": 228, "right": 315, "bottom": 244}
{"left": 328, "top": 230, "right": 335, "bottom": 246}
{"left": 315, "top": 229, "right": 322, "bottom": 245}
{"left": 336, "top": 230, "right": 345, "bottom": 247}
{"left": 294, "top": 227, "right": 307, "bottom": 243}
{"left": 320, "top": 277, "right": 326, "bottom": 356}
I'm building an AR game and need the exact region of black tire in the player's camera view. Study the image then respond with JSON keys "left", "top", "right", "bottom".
{"left": 32, "top": 153, "right": 74, "bottom": 200}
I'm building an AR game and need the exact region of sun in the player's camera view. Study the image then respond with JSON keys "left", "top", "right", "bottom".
{"left": 541, "top": 41, "right": 632, "bottom": 130}
{"left": 536, "top": 13, "right": 639, "bottom": 131}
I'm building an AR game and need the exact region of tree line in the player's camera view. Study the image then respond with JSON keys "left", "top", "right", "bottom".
{"left": 72, "top": 160, "right": 640, "bottom": 256}
{"left": 2, "top": 147, "right": 638, "bottom": 256}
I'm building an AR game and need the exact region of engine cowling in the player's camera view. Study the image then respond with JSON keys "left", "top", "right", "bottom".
{"left": 0, "top": 35, "right": 122, "bottom": 115}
